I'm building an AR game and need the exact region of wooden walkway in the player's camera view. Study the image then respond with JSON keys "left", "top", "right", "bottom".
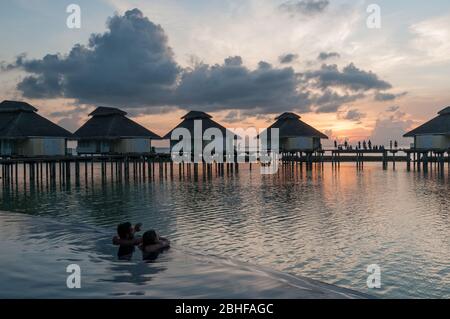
{"left": 0, "top": 153, "right": 242, "bottom": 187}
{"left": 1, "top": 148, "right": 449, "bottom": 186}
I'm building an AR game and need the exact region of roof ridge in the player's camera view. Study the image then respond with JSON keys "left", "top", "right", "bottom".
{"left": 438, "top": 106, "right": 450, "bottom": 115}
{"left": 264, "top": 115, "right": 328, "bottom": 139}
{"left": 90, "top": 106, "right": 127, "bottom": 117}
{"left": 182, "top": 111, "right": 212, "bottom": 120}
{"left": 163, "top": 117, "right": 233, "bottom": 140}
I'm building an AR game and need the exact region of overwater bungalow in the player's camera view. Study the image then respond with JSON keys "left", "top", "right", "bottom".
{"left": 404, "top": 106, "right": 450, "bottom": 150}
{"left": 163, "top": 111, "right": 236, "bottom": 158}
{"left": 262, "top": 112, "right": 328, "bottom": 152}
{"left": 0, "top": 100, "right": 72, "bottom": 157}
{"left": 74, "top": 107, "right": 161, "bottom": 155}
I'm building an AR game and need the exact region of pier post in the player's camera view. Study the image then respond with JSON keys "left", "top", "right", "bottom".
{"left": 111, "top": 158, "right": 114, "bottom": 181}
{"left": 158, "top": 161, "right": 162, "bottom": 178}
{"left": 30, "top": 162, "right": 34, "bottom": 183}
{"left": 84, "top": 160, "right": 88, "bottom": 181}
{"left": 66, "top": 161, "right": 71, "bottom": 183}
{"left": 35, "top": 162, "right": 38, "bottom": 183}
{"left": 2, "top": 163, "right": 5, "bottom": 185}
{"left": 438, "top": 152, "right": 445, "bottom": 172}
{"left": 14, "top": 163, "right": 18, "bottom": 185}
{"left": 142, "top": 157, "right": 146, "bottom": 180}
{"left": 75, "top": 160, "right": 80, "bottom": 184}
{"left": 422, "top": 152, "right": 428, "bottom": 172}
{"left": 392, "top": 151, "right": 396, "bottom": 170}
{"left": 53, "top": 162, "right": 57, "bottom": 183}
{"left": 406, "top": 152, "right": 411, "bottom": 171}
{"left": 413, "top": 152, "right": 416, "bottom": 170}
{"left": 91, "top": 157, "right": 94, "bottom": 180}
{"left": 417, "top": 153, "right": 421, "bottom": 172}
{"left": 58, "top": 161, "right": 62, "bottom": 183}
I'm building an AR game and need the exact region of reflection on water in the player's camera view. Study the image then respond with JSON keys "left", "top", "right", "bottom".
{"left": 0, "top": 212, "right": 368, "bottom": 299}
{"left": 0, "top": 162, "right": 449, "bottom": 298}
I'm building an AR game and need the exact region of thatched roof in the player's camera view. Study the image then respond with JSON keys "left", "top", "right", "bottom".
{"left": 89, "top": 106, "right": 127, "bottom": 117}
{"left": 0, "top": 100, "right": 72, "bottom": 139}
{"left": 74, "top": 106, "right": 161, "bottom": 139}
{"left": 404, "top": 106, "right": 450, "bottom": 137}
{"left": 163, "top": 111, "right": 234, "bottom": 139}
{"left": 261, "top": 112, "right": 328, "bottom": 139}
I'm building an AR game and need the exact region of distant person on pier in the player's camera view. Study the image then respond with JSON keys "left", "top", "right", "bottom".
{"left": 368, "top": 140, "right": 372, "bottom": 150}
{"left": 113, "top": 222, "right": 143, "bottom": 261}
{"left": 334, "top": 140, "right": 337, "bottom": 148}
{"left": 390, "top": 140, "right": 393, "bottom": 150}
{"left": 140, "top": 230, "right": 171, "bottom": 262}
{"left": 394, "top": 141, "right": 398, "bottom": 149}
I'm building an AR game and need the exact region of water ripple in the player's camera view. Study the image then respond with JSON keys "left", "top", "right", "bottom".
{"left": 0, "top": 163, "right": 449, "bottom": 298}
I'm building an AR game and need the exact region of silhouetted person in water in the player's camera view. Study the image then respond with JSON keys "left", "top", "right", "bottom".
{"left": 140, "top": 230, "right": 170, "bottom": 262}
{"left": 113, "top": 222, "right": 143, "bottom": 261}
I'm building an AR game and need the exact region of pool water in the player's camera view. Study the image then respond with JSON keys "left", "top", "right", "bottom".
{"left": 0, "top": 162, "right": 449, "bottom": 298}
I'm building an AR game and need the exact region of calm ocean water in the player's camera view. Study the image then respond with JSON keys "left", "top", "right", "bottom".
{"left": 0, "top": 162, "right": 449, "bottom": 298}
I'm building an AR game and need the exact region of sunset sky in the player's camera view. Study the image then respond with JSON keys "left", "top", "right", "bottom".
{"left": 1, "top": 0, "right": 449, "bottom": 146}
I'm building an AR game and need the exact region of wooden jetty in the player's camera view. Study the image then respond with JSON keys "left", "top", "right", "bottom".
{"left": 0, "top": 154, "right": 168, "bottom": 187}
{"left": 0, "top": 153, "right": 245, "bottom": 187}
{"left": 279, "top": 148, "right": 450, "bottom": 170}
{"left": 1, "top": 148, "right": 449, "bottom": 188}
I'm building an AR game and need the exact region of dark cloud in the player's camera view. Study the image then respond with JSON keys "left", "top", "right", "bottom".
{"left": 338, "top": 109, "right": 366, "bottom": 122}
{"left": 174, "top": 57, "right": 311, "bottom": 113}
{"left": 374, "top": 91, "right": 407, "bottom": 102}
{"left": 9, "top": 9, "right": 180, "bottom": 106}
{"left": 223, "top": 111, "right": 241, "bottom": 123}
{"left": 4, "top": 8, "right": 395, "bottom": 117}
{"left": 317, "top": 52, "right": 340, "bottom": 61}
{"left": 304, "top": 63, "right": 392, "bottom": 92}
{"left": 280, "top": 0, "right": 330, "bottom": 16}
{"left": 311, "top": 89, "right": 364, "bottom": 113}
{"left": 279, "top": 53, "right": 299, "bottom": 64}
